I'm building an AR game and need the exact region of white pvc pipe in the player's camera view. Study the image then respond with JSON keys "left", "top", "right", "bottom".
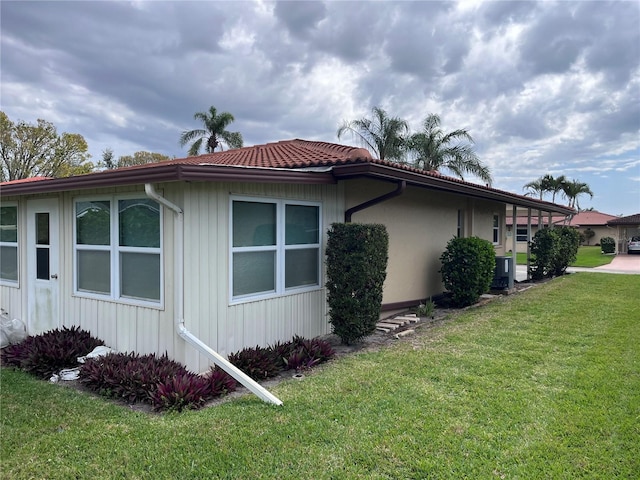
{"left": 144, "top": 184, "right": 282, "bottom": 406}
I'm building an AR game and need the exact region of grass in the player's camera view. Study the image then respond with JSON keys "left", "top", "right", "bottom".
{"left": 512, "top": 246, "right": 615, "bottom": 268}
{"left": 2, "top": 273, "right": 639, "bottom": 479}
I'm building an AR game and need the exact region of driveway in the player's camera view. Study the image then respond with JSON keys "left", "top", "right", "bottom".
{"left": 515, "top": 253, "right": 640, "bottom": 282}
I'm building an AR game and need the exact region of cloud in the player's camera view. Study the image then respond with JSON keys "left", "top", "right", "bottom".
{"left": 1, "top": 0, "right": 638, "bottom": 214}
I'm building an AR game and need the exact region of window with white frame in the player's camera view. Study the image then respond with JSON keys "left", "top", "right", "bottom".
{"left": 492, "top": 214, "right": 500, "bottom": 244}
{"left": 0, "top": 205, "right": 19, "bottom": 284}
{"left": 516, "top": 227, "right": 529, "bottom": 242}
{"left": 74, "top": 196, "right": 162, "bottom": 304}
{"left": 457, "top": 209, "right": 465, "bottom": 238}
{"left": 231, "top": 197, "right": 321, "bottom": 302}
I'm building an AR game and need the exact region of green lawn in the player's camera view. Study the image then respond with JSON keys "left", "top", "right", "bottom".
{"left": 2, "top": 273, "right": 639, "bottom": 479}
{"left": 512, "top": 246, "right": 614, "bottom": 268}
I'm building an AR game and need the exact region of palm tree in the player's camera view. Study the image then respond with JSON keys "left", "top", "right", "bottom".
{"left": 548, "top": 175, "right": 567, "bottom": 203}
{"left": 523, "top": 174, "right": 555, "bottom": 200}
{"left": 562, "top": 179, "right": 593, "bottom": 209}
{"left": 179, "top": 106, "right": 243, "bottom": 156}
{"left": 406, "top": 113, "right": 492, "bottom": 185}
{"left": 336, "top": 106, "right": 409, "bottom": 162}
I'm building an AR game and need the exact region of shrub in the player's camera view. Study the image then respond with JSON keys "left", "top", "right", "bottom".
{"left": 228, "top": 345, "right": 280, "bottom": 381}
{"left": 530, "top": 228, "right": 557, "bottom": 280}
{"left": 531, "top": 227, "right": 581, "bottom": 279}
{"left": 326, "top": 223, "right": 389, "bottom": 344}
{"left": 207, "top": 367, "right": 238, "bottom": 397}
{"left": 601, "top": 236, "right": 615, "bottom": 254}
{"left": 79, "top": 352, "right": 187, "bottom": 403}
{"left": 0, "top": 326, "right": 103, "bottom": 379}
{"left": 280, "top": 336, "right": 335, "bottom": 372}
{"left": 152, "top": 373, "right": 211, "bottom": 412}
{"left": 440, "top": 236, "right": 495, "bottom": 307}
{"left": 550, "top": 226, "right": 580, "bottom": 276}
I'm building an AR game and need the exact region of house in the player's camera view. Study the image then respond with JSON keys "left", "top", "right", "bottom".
{"left": 607, "top": 213, "right": 640, "bottom": 253}
{"left": 506, "top": 210, "right": 619, "bottom": 252}
{"left": 0, "top": 139, "right": 574, "bottom": 377}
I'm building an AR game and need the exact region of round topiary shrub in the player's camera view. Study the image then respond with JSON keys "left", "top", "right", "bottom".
{"left": 439, "top": 236, "right": 496, "bottom": 307}
{"left": 601, "top": 236, "right": 615, "bottom": 254}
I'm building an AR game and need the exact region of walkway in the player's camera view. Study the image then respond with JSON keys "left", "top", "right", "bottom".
{"left": 515, "top": 253, "right": 640, "bottom": 281}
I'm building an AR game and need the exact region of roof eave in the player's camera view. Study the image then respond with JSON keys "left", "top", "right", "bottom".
{"left": 0, "top": 164, "right": 336, "bottom": 196}
{"left": 332, "top": 162, "right": 576, "bottom": 216}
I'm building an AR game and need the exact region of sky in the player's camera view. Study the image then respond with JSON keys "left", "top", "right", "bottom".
{"left": 1, "top": 0, "right": 639, "bottom": 216}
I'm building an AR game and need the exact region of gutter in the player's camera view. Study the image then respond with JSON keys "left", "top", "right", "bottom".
{"left": 345, "top": 180, "right": 406, "bottom": 222}
{"left": 144, "top": 183, "right": 282, "bottom": 406}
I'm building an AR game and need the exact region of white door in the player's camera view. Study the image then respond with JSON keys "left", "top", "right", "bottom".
{"left": 27, "top": 199, "right": 60, "bottom": 334}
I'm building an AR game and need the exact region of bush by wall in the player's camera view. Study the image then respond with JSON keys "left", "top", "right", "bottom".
{"left": 440, "top": 236, "right": 496, "bottom": 307}
{"left": 601, "top": 236, "right": 615, "bottom": 254}
{"left": 326, "top": 223, "right": 389, "bottom": 344}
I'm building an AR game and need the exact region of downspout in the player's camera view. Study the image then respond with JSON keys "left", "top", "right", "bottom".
{"left": 345, "top": 180, "right": 406, "bottom": 222}
{"left": 144, "top": 183, "right": 282, "bottom": 406}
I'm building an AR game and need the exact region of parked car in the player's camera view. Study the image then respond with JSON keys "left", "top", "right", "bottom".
{"left": 628, "top": 236, "right": 640, "bottom": 254}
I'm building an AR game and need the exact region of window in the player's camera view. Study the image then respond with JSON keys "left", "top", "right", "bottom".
{"left": 492, "top": 214, "right": 500, "bottom": 244}
{"left": 516, "top": 227, "right": 529, "bottom": 242}
{"left": 0, "top": 205, "right": 18, "bottom": 284}
{"left": 457, "top": 209, "right": 464, "bottom": 238}
{"left": 74, "top": 196, "right": 161, "bottom": 305}
{"left": 231, "top": 197, "right": 321, "bottom": 302}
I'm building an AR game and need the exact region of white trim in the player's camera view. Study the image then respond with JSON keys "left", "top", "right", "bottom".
{"left": 492, "top": 213, "right": 501, "bottom": 245}
{"left": 229, "top": 195, "right": 322, "bottom": 305}
{"left": 0, "top": 202, "right": 19, "bottom": 287}
{"left": 72, "top": 194, "right": 164, "bottom": 308}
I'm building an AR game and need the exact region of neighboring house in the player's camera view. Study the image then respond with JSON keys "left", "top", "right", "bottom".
{"left": 505, "top": 216, "right": 558, "bottom": 253}
{"left": 558, "top": 211, "right": 619, "bottom": 246}
{"left": 0, "top": 139, "right": 574, "bottom": 374}
{"left": 607, "top": 213, "right": 640, "bottom": 253}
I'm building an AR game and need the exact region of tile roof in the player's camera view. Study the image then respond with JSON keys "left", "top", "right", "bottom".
{"left": 608, "top": 213, "right": 640, "bottom": 225}
{"left": 0, "top": 176, "right": 52, "bottom": 185}
{"left": 118, "top": 139, "right": 374, "bottom": 171}
{"left": 0, "top": 138, "right": 575, "bottom": 216}
{"left": 561, "top": 210, "right": 619, "bottom": 226}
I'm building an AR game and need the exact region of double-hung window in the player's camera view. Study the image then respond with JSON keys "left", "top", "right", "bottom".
{"left": 492, "top": 214, "right": 501, "bottom": 245}
{"left": 0, "top": 205, "right": 19, "bottom": 285}
{"left": 231, "top": 197, "right": 321, "bottom": 302}
{"left": 74, "top": 196, "right": 162, "bottom": 305}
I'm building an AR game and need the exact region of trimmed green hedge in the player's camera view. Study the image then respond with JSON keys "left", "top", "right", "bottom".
{"left": 326, "top": 223, "right": 389, "bottom": 344}
{"left": 531, "top": 226, "right": 581, "bottom": 279}
{"left": 440, "top": 236, "right": 495, "bottom": 307}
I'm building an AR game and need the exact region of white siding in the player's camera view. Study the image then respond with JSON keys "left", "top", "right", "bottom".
{"left": 181, "top": 181, "right": 342, "bottom": 372}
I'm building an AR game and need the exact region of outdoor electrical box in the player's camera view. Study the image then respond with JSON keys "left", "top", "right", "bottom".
{"left": 491, "top": 256, "right": 514, "bottom": 290}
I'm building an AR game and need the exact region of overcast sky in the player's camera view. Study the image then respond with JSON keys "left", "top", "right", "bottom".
{"left": 1, "top": 0, "right": 639, "bottom": 215}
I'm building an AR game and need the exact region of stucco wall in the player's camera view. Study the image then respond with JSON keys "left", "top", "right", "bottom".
{"left": 343, "top": 178, "right": 505, "bottom": 307}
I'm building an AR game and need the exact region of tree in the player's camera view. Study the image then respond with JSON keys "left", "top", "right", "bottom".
{"left": 336, "top": 106, "right": 409, "bottom": 162}
{"left": 548, "top": 175, "right": 567, "bottom": 203}
{"left": 562, "top": 179, "right": 593, "bottom": 209}
{"left": 179, "top": 106, "right": 243, "bottom": 156}
{"left": 407, "top": 113, "right": 493, "bottom": 185}
{"left": 523, "top": 174, "right": 555, "bottom": 200}
{"left": 101, "top": 148, "right": 115, "bottom": 170}
{"left": 0, "top": 111, "right": 93, "bottom": 181}
{"left": 98, "top": 149, "right": 171, "bottom": 170}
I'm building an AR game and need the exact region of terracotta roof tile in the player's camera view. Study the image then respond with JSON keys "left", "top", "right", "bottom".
{"left": 608, "top": 213, "right": 640, "bottom": 225}
{"left": 0, "top": 176, "right": 52, "bottom": 185}
{"left": 562, "top": 210, "right": 618, "bottom": 226}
